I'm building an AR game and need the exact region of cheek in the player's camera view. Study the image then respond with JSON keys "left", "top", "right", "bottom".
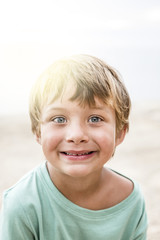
{"left": 93, "top": 127, "right": 116, "bottom": 149}
{"left": 41, "top": 127, "right": 62, "bottom": 153}
{"left": 94, "top": 128, "right": 115, "bottom": 145}
{"left": 100, "top": 135, "right": 115, "bottom": 149}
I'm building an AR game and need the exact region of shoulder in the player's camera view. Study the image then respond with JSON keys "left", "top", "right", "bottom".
{"left": 0, "top": 163, "right": 49, "bottom": 238}
{"left": 103, "top": 168, "right": 134, "bottom": 207}
{"left": 2, "top": 163, "right": 45, "bottom": 215}
{"left": 108, "top": 169, "right": 143, "bottom": 200}
{"left": 103, "top": 168, "right": 147, "bottom": 210}
{"left": 114, "top": 170, "right": 134, "bottom": 202}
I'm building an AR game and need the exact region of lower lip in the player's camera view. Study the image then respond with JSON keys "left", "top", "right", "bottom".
{"left": 60, "top": 152, "right": 96, "bottom": 161}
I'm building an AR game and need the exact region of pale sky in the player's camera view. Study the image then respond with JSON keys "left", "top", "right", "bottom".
{"left": 0, "top": 0, "right": 160, "bottom": 114}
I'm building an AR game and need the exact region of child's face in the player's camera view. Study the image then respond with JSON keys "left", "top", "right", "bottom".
{"left": 38, "top": 91, "right": 125, "bottom": 179}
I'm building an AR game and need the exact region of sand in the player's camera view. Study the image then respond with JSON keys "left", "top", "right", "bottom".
{"left": 0, "top": 102, "right": 160, "bottom": 239}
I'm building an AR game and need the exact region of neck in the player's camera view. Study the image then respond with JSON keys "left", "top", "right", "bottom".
{"left": 47, "top": 162, "right": 107, "bottom": 206}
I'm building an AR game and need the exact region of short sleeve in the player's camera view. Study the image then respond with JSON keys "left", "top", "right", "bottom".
{"left": 132, "top": 200, "right": 148, "bottom": 240}
{"left": 0, "top": 191, "right": 35, "bottom": 240}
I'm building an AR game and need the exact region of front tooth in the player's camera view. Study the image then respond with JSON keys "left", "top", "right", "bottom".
{"left": 66, "top": 153, "right": 87, "bottom": 156}
{"left": 77, "top": 153, "right": 89, "bottom": 156}
{"left": 66, "top": 153, "right": 77, "bottom": 156}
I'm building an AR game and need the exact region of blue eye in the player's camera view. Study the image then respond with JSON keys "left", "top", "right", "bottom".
{"left": 52, "top": 117, "right": 66, "bottom": 123}
{"left": 89, "top": 116, "right": 103, "bottom": 123}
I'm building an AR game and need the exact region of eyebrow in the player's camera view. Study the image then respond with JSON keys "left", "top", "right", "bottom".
{"left": 45, "top": 107, "right": 67, "bottom": 113}
{"left": 46, "top": 106, "right": 107, "bottom": 111}
{"left": 90, "top": 106, "right": 105, "bottom": 110}
{"left": 90, "top": 105, "right": 112, "bottom": 112}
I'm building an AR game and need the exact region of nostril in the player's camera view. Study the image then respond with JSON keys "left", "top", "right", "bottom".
{"left": 65, "top": 133, "right": 89, "bottom": 144}
{"left": 66, "top": 138, "right": 88, "bottom": 144}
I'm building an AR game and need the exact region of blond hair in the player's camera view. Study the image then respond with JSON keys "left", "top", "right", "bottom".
{"left": 29, "top": 54, "right": 131, "bottom": 136}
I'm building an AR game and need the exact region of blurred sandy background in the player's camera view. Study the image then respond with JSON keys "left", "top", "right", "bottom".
{"left": 0, "top": 101, "right": 160, "bottom": 239}
{"left": 0, "top": 1, "right": 160, "bottom": 239}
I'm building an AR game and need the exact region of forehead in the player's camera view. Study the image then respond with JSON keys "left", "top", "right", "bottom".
{"left": 43, "top": 95, "right": 113, "bottom": 114}
{"left": 43, "top": 79, "right": 113, "bottom": 109}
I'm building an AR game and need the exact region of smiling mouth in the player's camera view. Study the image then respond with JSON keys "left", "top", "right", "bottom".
{"left": 61, "top": 151, "right": 94, "bottom": 156}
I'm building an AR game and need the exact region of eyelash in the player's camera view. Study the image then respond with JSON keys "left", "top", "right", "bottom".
{"left": 88, "top": 116, "right": 103, "bottom": 123}
{"left": 51, "top": 116, "right": 67, "bottom": 123}
{"left": 51, "top": 115, "right": 104, "bottom": 124}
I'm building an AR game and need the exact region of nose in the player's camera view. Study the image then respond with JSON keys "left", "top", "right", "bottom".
{"left": 65, "top": 123, "right": 89, "bottom": 144}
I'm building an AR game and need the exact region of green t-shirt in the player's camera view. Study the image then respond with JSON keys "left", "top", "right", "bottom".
{"left": 0, "top": 162, "right": 147, "bottom": 239}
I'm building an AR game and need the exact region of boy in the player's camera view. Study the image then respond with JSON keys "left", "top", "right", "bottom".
{"left": 0, "top": 55, "right": 147, "bottom": 239}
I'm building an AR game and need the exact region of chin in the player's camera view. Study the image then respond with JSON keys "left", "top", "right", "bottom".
{"left": 63, "top": 166, "right": 93, "bottom": 178}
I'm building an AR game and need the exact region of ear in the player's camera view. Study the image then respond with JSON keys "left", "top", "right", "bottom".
{"left": 115, "top": 126, "right": 127, "bottom": 147}
{"left": 35, "top": 133, "right": 41, "bottom": 145}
